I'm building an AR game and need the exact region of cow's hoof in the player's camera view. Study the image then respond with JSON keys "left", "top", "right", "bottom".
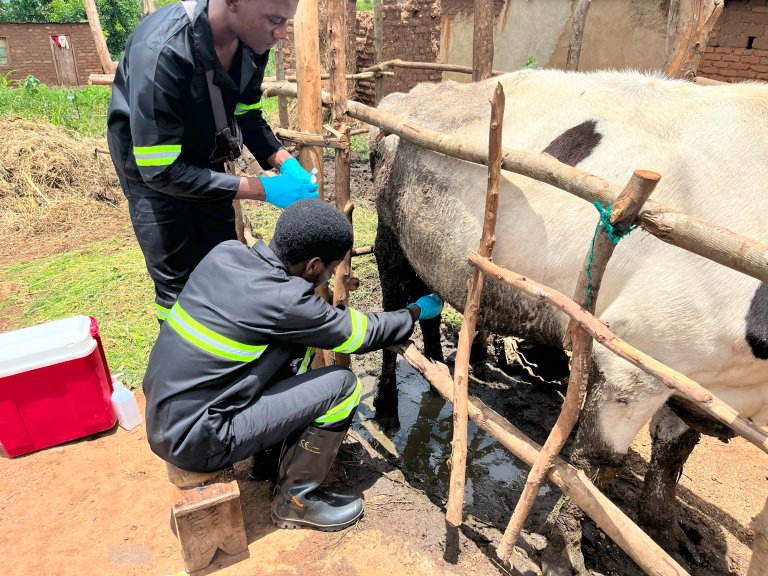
{"left": 372, "top": 411, "right": 400, "bottom": 434}
{"left": 540, "top": 543, "right": 589, "bottom": 576}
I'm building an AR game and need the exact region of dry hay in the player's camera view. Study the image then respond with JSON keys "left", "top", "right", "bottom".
{"left": 0, "top": 116, "right": 127, "bottom": 264}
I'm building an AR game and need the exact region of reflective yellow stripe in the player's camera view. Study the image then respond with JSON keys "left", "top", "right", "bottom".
{"left": 155, "top": 303, "right": 170, "bottom": 320}
{"left": 315, "top": 377, "right": 362, "bottom": 424}
{"left": 133, "top": 144, "right": 182, "bottom": 167}
{"left": 234, "top": 101, "right": 263, "bottom": 116}
{"left": 167, "top": 302, "right": 267, "bottom": 362}
{"left": 332, "top": 309, "right": 368, "bottom": 354}
{"left": 297, "top": 347, "right": 315, "bottom": 375}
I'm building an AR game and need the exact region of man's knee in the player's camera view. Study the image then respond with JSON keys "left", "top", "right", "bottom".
{"left": 314, "top": 366, "right": 360, "bottom": 429}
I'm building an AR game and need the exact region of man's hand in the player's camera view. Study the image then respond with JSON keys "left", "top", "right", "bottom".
{"left": 259, "top": 174, "right": 318, "bottom": 209}
{"left": 407, "top": 294, "right": 443, "bottom": 321}
{"left": 279, "top": 157, "right": 315, "bottom": 184}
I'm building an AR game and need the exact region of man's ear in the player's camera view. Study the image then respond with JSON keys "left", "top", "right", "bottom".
{"left": 305, "top": 256, "right": 324, "bottom": 275}
{"left": 225, "top": 0, "right": 241, "bottom": 12}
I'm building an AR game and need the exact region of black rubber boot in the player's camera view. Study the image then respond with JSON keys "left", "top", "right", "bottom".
{"left": 248, "top": 445, "right": 280, "bottom": 484}
{"left": 271, "top": 426, "right": 363, "bottom": 531}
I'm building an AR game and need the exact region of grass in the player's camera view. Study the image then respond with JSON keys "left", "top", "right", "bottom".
{"left": 0, "top": 78, "right": 111, "bottom": 137}
{"left": 356, "top": 0, "right": 374, "bottom": 11}
{"left": 0, "top": 238, "right": 156, "bottom": 388}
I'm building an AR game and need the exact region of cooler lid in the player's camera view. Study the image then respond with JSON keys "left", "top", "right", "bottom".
{"left": 0, "top": 315, "right": 98, "bottom": 379}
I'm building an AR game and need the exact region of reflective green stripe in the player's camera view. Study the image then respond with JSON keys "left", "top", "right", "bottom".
{"left": 315, "top": 378, "right": 362, "bottom": 424}
{"left": 332, "top": 309, "right": 368, "bottom": 354}
{"left": 167, "top": 303, "right": 267, "bottom": 362}
{"left": 234, "top": 101, "right": 263, "bottom": 116}
{"left": 155, "top": 303, "right": 170, "bottom": 320}
{"left": 133, "top": 144, "right": 182, "bottom": 167}
{"left": 297, "top": 347, "right": 315, "bottom": 375}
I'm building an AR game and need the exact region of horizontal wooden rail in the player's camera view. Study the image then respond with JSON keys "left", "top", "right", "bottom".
{"left": 468, "top": 251, "right": 768, "bottom": 455}
{"left": 389, "top": 343, "right": 689, "bottom": 576}
{"left": 362, "top": 58, "right": 507, "bottom": 77}
{"left": 261, "top": 81, "right": 768, "bottom": 285}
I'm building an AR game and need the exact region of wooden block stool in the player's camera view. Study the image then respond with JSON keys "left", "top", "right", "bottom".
{"left": 166, "top": 462, "right": 248, "bottom": 573}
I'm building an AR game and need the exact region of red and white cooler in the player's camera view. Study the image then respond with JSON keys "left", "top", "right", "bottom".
{"left": 0, "top": 315, "right": 117, "bottom": 457}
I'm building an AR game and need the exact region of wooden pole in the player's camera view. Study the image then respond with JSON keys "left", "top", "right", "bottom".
{"left": 364, "top": 58, "right": 505, "bottom": 77}
{"left": 496, "top": 170, "right": 659, "bottom": 563}
{"left": 390, "top": 343, "right": 689, "bottom": 576}
{"left": 328, "top": 0, "right": 353, "bottom": 368}
{"left": 273, "top": 128, "right": 344, "bottom": 149}
{"left": 748, "top": 492, "right": 768, "bottom": 576}
{"left": 143, "top": 0, "right": 157, "bottom": 16}
{"left": 473, "top": 0, "right": 495, "bottom": 82}
{"left": 565, "top": 0, "right": 592, "bottom": 72}
{"left": 275, "top": 41, "right": 290, "bottom": 129}
{"left": 83, "top": 0, "right": 115, "bottom": 74}
{"left": 294, "top": 0, "right": 332, "bottom": 367}
{"left": 373, "top": 0, "right": 385, "bottom": 103}
{"left": 445, "top": 84, "right": 505, "bottom": 527}
{"left": 262, "top": 80, "right": 768, "bottom": 286}
{"left": 664, "top": 0, "right": 723, "bottom": 80}
{"left": 467, "top": 252, "right": 768, "bottom": 454}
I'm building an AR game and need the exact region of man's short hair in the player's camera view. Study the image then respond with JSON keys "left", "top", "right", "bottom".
{"left": 270, "top": 199, "right": 353, "bottom": 265}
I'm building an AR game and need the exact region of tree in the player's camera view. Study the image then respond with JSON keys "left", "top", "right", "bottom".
{"left": 0, "top": 0, "right": 51, "bottom": 22}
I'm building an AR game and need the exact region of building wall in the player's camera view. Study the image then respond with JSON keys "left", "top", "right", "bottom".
{"left": 0, "top": 22, "right": 104, "bottom": 86}
{"left": 699, "top": 0, "right": 768, "bottom": 83}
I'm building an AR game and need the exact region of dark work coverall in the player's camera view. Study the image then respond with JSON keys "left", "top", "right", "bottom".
{"left": 143, "top": 240, "right": 416, "bottom": 472}
{"left": 106, "top": 0, "right": 282, "bottom": 321}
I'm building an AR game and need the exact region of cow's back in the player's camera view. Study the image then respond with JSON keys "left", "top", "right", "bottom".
{"left": 372, "top": 69, "right": 768, "bottom": 421}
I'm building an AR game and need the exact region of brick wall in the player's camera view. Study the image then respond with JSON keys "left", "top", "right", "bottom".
{"left": 0, "top": 22, "right": 104, "bottom": 86}
{"left": 355, "top": 12, "right": 376, "bottom": 105}
{"left": 699, "top": 0, "right": 768, "bottom": 82}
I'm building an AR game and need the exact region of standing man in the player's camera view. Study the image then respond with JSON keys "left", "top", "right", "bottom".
{"left": 143, "top": 200, "right": 443, "bottom": 531}
{"left": 108, "top": 0, "right": 317, "bottom": 322}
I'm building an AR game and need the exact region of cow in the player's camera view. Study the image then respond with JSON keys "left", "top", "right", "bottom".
{"left": 368, "top": 69, "right": 768, "bottom": 574}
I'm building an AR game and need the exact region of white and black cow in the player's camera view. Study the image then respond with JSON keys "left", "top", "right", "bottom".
{"left": 369, "top": 69, "right": 768, "bottom": 573}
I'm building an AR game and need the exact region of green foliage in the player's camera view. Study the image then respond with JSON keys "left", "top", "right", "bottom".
{"left": 356, "top": 0, "right": 374, "bottom": 11}
{"left": 350, "top": 134, "right": 369, "bottom": 159}
{"left": 0, "top": 79, "right": 111, "bottom": 136}
{"left": 525, "top": 55, "right": 538, "bottom": 70}
{"left": 0, "top": 0, "right": 141, "bottom": 57}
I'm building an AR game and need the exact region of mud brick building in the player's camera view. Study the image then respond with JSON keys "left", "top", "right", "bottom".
{"left": 0, "top": 22, "right": 104, "bottom": 86}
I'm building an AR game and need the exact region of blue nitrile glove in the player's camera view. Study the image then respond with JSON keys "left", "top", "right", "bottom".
{"left": 279, "top": 157, "right": 314, "bottom": 184}
{"left": 260, "top": 174, "right": 318, "bottom": 209}
{"left": 408, "top": 294, "right": 443, "bottom": 321}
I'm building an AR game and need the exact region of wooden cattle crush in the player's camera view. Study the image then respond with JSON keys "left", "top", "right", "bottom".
{"left": 92, "top": 0, "right": 766, "bottom": 573}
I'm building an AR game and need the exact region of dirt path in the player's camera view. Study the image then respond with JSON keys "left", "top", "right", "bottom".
{"left": 0, "top": 392, "right": 505, "bottom": 576}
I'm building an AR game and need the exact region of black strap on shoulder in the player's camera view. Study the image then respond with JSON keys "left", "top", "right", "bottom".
{"left": 180, "top": 0, "right": 228, "bottom": 133}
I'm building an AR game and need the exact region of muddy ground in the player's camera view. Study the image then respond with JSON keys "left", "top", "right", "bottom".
{"left": 1, "top": 150, "right": 766, "bottom": 575}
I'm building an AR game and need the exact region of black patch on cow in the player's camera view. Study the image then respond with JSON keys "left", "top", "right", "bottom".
{"left": 543, "top": 120, "right": 602, "bottom": 167}
{"left": 746, "top": 283, "right": 768, "bottom": 359}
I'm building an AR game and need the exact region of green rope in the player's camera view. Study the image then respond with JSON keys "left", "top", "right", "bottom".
{"left": 585, "top": 201, "right": 636, "bottom": 309}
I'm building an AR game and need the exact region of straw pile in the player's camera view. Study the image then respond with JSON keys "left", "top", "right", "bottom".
{"left": 0, "top": 116, "right": 127, "bottom": 263}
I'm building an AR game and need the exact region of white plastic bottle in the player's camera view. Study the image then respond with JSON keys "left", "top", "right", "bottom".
{"left": 110, "top": 372, "right": 143, "bottom": 431}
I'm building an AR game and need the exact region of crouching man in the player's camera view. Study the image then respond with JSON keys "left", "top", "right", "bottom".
{"left": 142, "top": 199, "right": 442, "bottom": 531}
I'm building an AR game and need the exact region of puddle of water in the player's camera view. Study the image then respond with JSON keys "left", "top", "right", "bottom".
{"left": 354, "top": 359, "right": 548, "bottom": 525}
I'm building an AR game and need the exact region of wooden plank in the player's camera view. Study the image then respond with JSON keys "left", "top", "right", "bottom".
{"left": 171, "top": 477, "right": 241, "bottom": 516}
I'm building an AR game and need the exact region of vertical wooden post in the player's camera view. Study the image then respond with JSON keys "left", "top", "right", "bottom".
{"left": 373, "top": 0, "right": 385, "bottom": 104}
{"left": 565, "top": 0, "right": 592, "bottom": 72}
{"left": 83, "top": 0, "right": 115, "bottom": 74}
{"left": 294, "top": 0, "right": 324, "bottom": 192}
{"left": 275, "top": 41, "right": 290, "bottom": 128}
{"left": 329, "top": 0, "right": 353, "bottom": 368}
{"left": 445, "top": 83, "right": 505, "bottom": 527}
{"left": 664, "top": 0, "right": 723, "bottom": 79}
{"left": 143, "top": 0, "right": 157, "bottom": 16}
{"left": 496, "top": 170, "right": 659, "bottom": 564}
{"left": 472, "top": 0, "right": 494, "bottom": 82}
{"left": 748, "top": 492, "right": 768, "bottom": 576}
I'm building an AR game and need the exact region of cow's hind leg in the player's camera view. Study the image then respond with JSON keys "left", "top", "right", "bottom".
{"left": 541, "top": 353, "right": 672, "bottom": 576}
{"left": 374, "top": 222, "right": 436, "bottom": 430}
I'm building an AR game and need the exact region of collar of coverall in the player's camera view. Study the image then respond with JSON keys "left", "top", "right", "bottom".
{"left": 185, "top": 0, "right": 261, "bottom": 94}
{"left": 251, "top": 240, "right": 290, "bottom": 273}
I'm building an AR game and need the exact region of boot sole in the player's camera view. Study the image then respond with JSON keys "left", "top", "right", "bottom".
{"left": 271, "top": 510, "right": 363, "bottom": 532}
